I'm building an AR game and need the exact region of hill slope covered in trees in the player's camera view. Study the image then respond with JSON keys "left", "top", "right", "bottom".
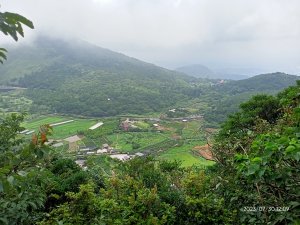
{"left": 0, "top": 37, "right": 299, "bottom": 119}
{"left": 203, "top": 72, "right": 299, "bottom": 125}
{"left": 0, "top": 38, "right": 196, "bottom": 116}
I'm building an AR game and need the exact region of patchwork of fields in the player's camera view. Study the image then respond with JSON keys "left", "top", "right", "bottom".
{"left": 22, "top": 115, "right": 215, "bottom": 167}
{"left": 158, "top": 141, "right": 215, "bottom": 167}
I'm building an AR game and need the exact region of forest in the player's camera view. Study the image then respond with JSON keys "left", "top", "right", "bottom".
{"left": 0, "top": 81, "right": 299, "bottom": 224}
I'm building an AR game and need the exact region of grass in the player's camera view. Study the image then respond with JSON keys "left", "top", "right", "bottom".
{"left": 135, "top": 121, "right": 150, "bottom": 129}
{"left": 23, "top": 115, "right": 98, "bottom": 139}
{"left": 85, "top": 119, "right": 119, "bottom": 137}
{"left": 106, "top": 132, "right": 168, "bottom": 152}
{"left": 22, "top": 116, "right": 68, "bottom": 129}
{"left": 181, "top": 121, "right": 202, "bottom": 139}
{"left": 51, "top": 120, "right": 96, "bottom": 139}
{"left": 158, "top": 141, "right": 215, "bottom": 167}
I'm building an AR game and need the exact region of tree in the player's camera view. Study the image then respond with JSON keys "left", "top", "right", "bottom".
{"left": 211, "top": 82, "right": 300, "bottom": 224}
{"left": 0, "top": 5, "right": 34, "bottom": 63}
{"left": 0, "top": 114, "right": 52, "bottom": 224}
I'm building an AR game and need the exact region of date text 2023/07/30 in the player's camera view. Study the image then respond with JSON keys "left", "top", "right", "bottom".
{"left": 241, "top": 206, "right": 290, "bottom": 212}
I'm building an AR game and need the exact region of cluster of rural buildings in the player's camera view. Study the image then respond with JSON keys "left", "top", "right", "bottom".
{"left": 46, "top": 133, "right": 146, "bottom": 168}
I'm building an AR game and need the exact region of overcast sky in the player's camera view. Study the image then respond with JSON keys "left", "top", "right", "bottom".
{"left": 1, "top": 0, "right": 300, "bottom": 75}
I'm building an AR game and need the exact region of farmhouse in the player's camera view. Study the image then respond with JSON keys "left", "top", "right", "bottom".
{"left": 120, "top": 118, "right": 138, "bottom": 131}
{"left": 135, "top": 152, "right": 145, "bottom": 157}
{"left": 110, "top": 154, "right": 131, "bottom": 161}
{"left": 96, "top": 149, "right": 108, "bottom": 154}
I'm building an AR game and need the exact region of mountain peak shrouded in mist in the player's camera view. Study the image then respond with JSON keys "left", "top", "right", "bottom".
{"left": 0, "top": 36, "right": 197, "bottom": 116}
{"left": 0, "top": 36, "right": 196, "bottom": 84}
{"left": 1, "top": 0, "right": 300, "bottom": 73}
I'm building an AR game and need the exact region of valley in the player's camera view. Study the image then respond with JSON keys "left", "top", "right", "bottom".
{"left": 1, "top": 2, "right": 299, "bottom": 223}
{"left": 20, "top": 114, "right": 214, "bottom": 167}
{"left": 1, "top": 38, "right": 298, "bottom": 170}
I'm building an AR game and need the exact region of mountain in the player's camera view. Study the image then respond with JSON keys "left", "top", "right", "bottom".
{"left": 1, "top": 37, "right": 298, "bottom": 120}
{"left": 176, "top": 64, "right": 216, "bottom": 79}
{"left": 0, "top": 37, "right": 197, "bottom": 116}
{"left": 204, "top": 72, "right": 299, "bottom": 125}
{"left": 217, "top": 72, "right": 299, "bottom": 94}
{"left": 176, "top": 64, "right": 249, "bottom": 80}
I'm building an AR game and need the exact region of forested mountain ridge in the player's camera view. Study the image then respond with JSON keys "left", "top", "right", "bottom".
{"left": 217, "top": 72, "right": 299, "bottom": 94}
{"left": 0, "top": 37, "right": 194, "bottom": 84}
{"left": 0, "top": 37, "right": 298, "bottom": 118}
{"left": 203, "top": 72, "right": 299, "bottom": 125}
{"left": 0, "top": 38, "right": 197, "bottom": 116}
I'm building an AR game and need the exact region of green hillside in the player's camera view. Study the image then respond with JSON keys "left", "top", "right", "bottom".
{"left": 193, "top": 73, "right": 300, "bottom": 126}
{"left": 0, "top": 38, "right": 196, "bottom": 116}
{"left": 0, "top": 38, "right": 298, "bottom": 120}
{"left": 217, "top": 72, "right": 299, "bottom": 94}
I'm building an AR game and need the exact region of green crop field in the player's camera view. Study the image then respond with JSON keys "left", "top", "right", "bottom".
{"left": 158, "top": 141, "right": 215, "bottom": 167}
{"left": 23, "top": 115, "right": 99, "bottom": 139}
{"left": 134, "top": 121, "right": 150, "bottom": 129}
{"left": 181, "top": 121, "right": 203, "bottom": 139}
{"left": 22, "top": 116, "right": 68, "bottom": 129}
{"left": 51, "top": 120, "right": 97, "bottom": 139}
{"left": 106, "top": 132, "right": 168, "bottom": 152}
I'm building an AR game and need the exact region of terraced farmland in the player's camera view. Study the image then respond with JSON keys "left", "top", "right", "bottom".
{"left": 23, "top": 115, "right": 214, "bottom": 167}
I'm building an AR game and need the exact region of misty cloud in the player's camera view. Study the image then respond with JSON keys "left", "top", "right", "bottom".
{"left": 1, "top": 0, "right": 299, "bottom": 74}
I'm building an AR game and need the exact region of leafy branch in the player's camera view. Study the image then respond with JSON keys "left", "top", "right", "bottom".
{"left": 0, "top": 7, "right": 34, "bottom": 63}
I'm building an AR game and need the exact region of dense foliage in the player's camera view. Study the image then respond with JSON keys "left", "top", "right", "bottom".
{"left": 203, "top": 73, "right": 299, "bottom": 126}
{"left": 0, "top": 81, "right": 299, "bottom": 224}
{"left": 0, "top": 5, "right": 34, "bottom": 63}
{"left": 0, "top": 114, "right": 234, "bottom": 224}
{"left": 212, "top": 81, "right": 300, "bottom": 224}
